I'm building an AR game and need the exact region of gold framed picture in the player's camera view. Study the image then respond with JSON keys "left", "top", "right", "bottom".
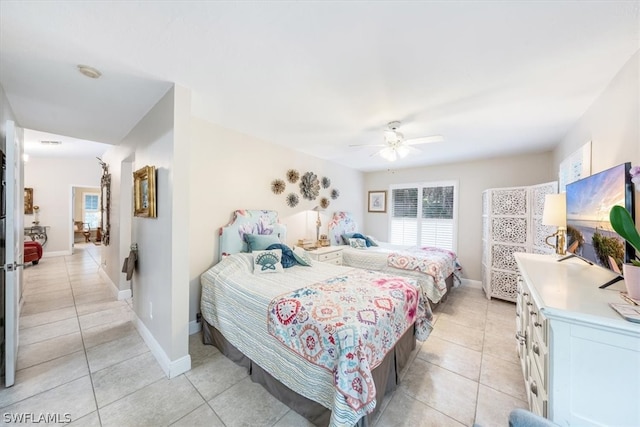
{"left": 133, "top": 165, "right": 157, "bottom": 218}
{"left": 24, "top": 188, "right": 34, "bottom": 214}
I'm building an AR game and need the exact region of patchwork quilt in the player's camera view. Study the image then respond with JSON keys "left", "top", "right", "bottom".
{"left": 267, "top": 269, "right": 433, "bottom": 424}
{"left": 387, "top": 247, "right": 457, "bottom": 292}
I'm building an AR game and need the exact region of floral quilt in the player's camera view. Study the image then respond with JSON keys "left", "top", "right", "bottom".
{"left": 267, "top": 269, "right": 432, "bottom": 420}
{"left": 387, "top": 247, "right": 457, "bottom": 291}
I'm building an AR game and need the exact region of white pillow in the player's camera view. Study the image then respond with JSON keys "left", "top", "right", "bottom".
{"left": 349, "top": 238, "right": 367, "bottom": 249}
{"left": 253, "top": 249, "right": 284, "bottom": 274}
{"left": 292, "top": 246, "right": 313, "bottom": 266}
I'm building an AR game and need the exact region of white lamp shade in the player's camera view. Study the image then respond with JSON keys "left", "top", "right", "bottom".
{"left": 542, "top": 193, "right": 566, "bottom": 227}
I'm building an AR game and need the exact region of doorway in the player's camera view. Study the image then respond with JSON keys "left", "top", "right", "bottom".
{"left": 72, "top": 186, "right": 101, "bottom": 253}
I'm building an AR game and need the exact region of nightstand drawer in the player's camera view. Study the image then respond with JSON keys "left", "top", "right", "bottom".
{"left": 317, "top": 251, "right": 342, "bottom": 263}
{"left": 306, "top": 248, "right": 343, "bottom": 265}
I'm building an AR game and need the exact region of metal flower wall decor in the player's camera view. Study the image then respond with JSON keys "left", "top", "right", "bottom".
{"left": 271, "top": 179, "right": 285, "bottom": 194}
{"left": 271, "top": 170, "right": 340, "bottom": 208}
{"left": 299, "top": 172, "right": 320, "bottom": 201}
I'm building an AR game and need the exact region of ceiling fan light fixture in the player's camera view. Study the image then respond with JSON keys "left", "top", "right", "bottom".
{"left": 396, "top": 145, "right": 410, "bottom": 158}
{"left": 380, "top": 147, "right": 398, "bottom": 162}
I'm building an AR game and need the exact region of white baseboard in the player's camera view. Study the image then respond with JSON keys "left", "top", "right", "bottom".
{"left": 117, "top": 289, "right": 132, "bottom": 300}
{"left": 98, "top": 266, "right": 132, "bottom": 301}
{"left": 461, "top": 278, "right": 482, "bottom": 288}
{"left": 98, "top": 266, "right": 119, "bottom": 299}
{"left": 42, "top": 250, "right": 72, "bottom": 258}
{"left": 132, "top": 313, "right": 191, "bottom": 379}
{"left": 189, "top": 320, "right": 202, "bottom": 335}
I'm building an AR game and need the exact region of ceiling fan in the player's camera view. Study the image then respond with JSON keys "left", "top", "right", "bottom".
{"left": 350, "top": 121, "right": 444, "bottom": 161}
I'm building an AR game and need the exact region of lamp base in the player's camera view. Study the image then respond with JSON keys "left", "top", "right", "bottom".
{"left": 545, "top": 227, "right": 566, "bottom": 256}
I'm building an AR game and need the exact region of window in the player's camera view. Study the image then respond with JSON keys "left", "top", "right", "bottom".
{"left": 389, "top": 181, "right": 457, "bottom": 251}
{"left": 83, "top": 193, "right": 100, "bottom": 229}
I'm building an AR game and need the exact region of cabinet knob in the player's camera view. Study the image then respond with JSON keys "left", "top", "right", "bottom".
{"left": 526, "top": 302, "right": 533, "bottom": 306}
{"left": 530, "top": 381, "right": 538, "bottom": 396}
{"left": 534, "top": 321, "right": 543, "bottom": 328}
{"left": 530, "top": 311, "right": 537, "bottom": 316}
{"left": 533, "top": 343, "right": 540, "bottom": 355}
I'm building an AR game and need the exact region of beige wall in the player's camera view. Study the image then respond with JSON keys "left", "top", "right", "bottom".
{"left": 188, "top": 116, "right": 365, "bottom": 325}
{"left": 554, "top": 50, "right": 640, "bottom": 226}
{"left": 23, "top": 158, "right": 102, "bottom": 255}
{"left": 364, "top": 151, "right": 555, "bottom": 280}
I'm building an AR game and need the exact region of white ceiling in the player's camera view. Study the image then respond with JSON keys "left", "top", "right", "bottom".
{"left": 1, "top": 1, "right": 638, "bottom": 171}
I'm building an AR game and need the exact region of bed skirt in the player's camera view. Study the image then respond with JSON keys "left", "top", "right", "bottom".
{"left": 202, "top": 320, "right": 416, "bottom": 427}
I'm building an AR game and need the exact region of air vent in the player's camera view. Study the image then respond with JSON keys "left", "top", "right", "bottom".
{"left": 40, "top": 140, "right": 62, "bottom": 145}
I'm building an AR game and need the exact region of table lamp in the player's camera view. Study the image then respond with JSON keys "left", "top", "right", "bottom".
{"left": 312, "top": 205, "right": 323, "bottom": 245}
{"left": 542, "top": 193, "right": 567, "bottom": 255}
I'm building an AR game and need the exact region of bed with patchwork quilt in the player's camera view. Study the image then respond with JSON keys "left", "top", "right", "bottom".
{"left": 328, "top": 211, "right": 461, "bottom": 304}
{"left": 200, "top": 210, "right": 434, "bottom": 427}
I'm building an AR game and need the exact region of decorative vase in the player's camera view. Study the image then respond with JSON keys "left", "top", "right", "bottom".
{"left": 622, "top": 263, "right": 640, "bottom": 300}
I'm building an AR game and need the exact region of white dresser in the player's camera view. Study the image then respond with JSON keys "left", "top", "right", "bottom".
{"left": 515, "top": 253, "right": 640, "bottom": 426}
{"left": 305, "top": 246, "right": 343, "bottom": 265}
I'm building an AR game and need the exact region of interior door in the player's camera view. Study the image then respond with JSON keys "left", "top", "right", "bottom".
{"left": 3, "top": 120, "right": 24, "bottom": 387}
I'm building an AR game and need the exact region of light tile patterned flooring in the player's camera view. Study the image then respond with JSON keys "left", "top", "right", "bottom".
{"left": 0, "top": 245, "right": 527, "bottom": 426}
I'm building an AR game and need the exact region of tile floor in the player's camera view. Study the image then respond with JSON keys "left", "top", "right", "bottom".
{"left": 0, "top": 244, "right": 527, "bottom": 426}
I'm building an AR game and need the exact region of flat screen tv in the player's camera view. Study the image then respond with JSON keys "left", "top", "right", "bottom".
{"left": 565, "top": 162, "right": 635, "bottom": 276}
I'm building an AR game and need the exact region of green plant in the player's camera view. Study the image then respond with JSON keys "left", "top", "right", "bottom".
{"left": 609, "top": 205, "right": 640, "bottom": 267}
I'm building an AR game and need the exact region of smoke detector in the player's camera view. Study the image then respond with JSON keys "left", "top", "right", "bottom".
{"left": 77, "top": 64, "right": 102, "bottom": 79}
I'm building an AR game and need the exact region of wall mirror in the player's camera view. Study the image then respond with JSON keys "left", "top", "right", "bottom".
{"left": 24, "top": 187, "right": 34, "bottom": 214}
{"left": 99, "top": 160, "right": 111, "bottom": 246}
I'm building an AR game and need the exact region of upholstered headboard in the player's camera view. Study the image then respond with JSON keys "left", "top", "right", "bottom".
{"left": 219, "top": 210, "right": 287, "bottom": 259}
{"left": 327, "top": 211, "right": 358, "bottom": 246}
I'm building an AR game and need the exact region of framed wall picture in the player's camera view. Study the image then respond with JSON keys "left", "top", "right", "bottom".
{"left": 368, "top": 190, "right": 387, "bottom": 213}
{"left": 24, "top": 188, "right": 34, "bottom": 214}
{"left": 133, "top": 165, "right": 157, "bottom": 218}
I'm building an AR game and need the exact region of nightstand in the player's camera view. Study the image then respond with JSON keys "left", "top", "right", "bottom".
{"left": 305, "top": 246, "right": 343, "bottom": 265}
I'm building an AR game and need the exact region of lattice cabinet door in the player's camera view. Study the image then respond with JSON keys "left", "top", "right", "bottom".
{"left": 482, "top": 182, "right": 557, "bottom": 301}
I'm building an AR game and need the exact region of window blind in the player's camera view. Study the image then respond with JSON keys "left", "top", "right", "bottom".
{"left": 389, "top": 183, "right": 457, "bottom": 250}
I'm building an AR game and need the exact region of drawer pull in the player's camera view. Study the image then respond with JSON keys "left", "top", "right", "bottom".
{"left": 532, "top": 343, "right": 540, "bottom": 355}
{"left": 534, "top": 321, "right": 543, "bottom": 328}
{"left": 515, "top": 332, "right": 526, "bottom": 345}
{"left": 530, "top": 311, "right": 537, "bottom": 316}
{"left": 523, "top": 292, "right": 529, "bottom": 297}
{"left": 526, "top": 302, "right": 533, "bottom": 306}
{"left": 530, "top": 381, "right": 538, "bottom": 396}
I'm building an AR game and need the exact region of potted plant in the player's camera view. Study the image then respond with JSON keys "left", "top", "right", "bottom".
{"left": 610, "top": 205, "right": 640, "bottom": 299}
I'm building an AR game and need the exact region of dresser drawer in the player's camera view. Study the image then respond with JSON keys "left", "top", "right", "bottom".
{"left": 528, "top": 354, "right": 548, "bottom": 418}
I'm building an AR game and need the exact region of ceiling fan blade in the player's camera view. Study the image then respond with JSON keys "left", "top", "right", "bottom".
{"left": 404, "top": 135, "right": 444, "bottom": 145}
{"left": 348, "top": 143, "right": 387, "bottom": 147}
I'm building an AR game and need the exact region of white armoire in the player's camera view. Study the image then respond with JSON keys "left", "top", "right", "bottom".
{"left": 481, "top": 181, "right": 557, "bottom": 301}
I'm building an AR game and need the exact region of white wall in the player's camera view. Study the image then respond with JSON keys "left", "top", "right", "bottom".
{"left": 188, "top": 116, "right": 365, "bottom": 325}
{"left": 23, "top": 157, "right": 102, "bottom": 255}
{"left": 364, "top": 151, "right": 555, "bottom": 280}
{"left": 101, "top": 86, "right": 191, "bottom": 372}
{"left": 1, "top": 84, "right": 17, "bottom": 152}
{"left": 554, "top": 50, "right": 640, "bottom": 225}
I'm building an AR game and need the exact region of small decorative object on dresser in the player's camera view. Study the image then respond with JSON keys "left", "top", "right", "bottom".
{"left": 304, "top": 246, "right": 343, "bottom": 265}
